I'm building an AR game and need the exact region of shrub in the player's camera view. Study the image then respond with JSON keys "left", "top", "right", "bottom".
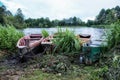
{"left": 105, "top": 21, "right": 120, "bottom": 50}
{"left": 53, "top": 28, "right": 81, "bottom": 55}
{"left": 103, "top": 55, "right": 120, "bottom": 80}
{"left": 104, "top": 67, "right": 120, "bottom": 80}
{"left": 0, "top": 25, "right": 24, "bottom": 52}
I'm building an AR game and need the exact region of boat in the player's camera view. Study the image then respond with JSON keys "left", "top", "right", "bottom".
{"left": 77, "top": 34, "right": 91, "bottom": 46}
{"left": 79, "top": 34, "right": 91, "bottom": 38}
{"left": 16, "top": 34, "right": 53, "bottom": 59}
{"left": 17, "top": 34, "right": 43, "bottom": 48}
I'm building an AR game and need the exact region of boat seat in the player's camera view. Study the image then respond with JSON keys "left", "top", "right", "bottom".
{"left": 30, "top": 34, "right": 42, "bottom": 38}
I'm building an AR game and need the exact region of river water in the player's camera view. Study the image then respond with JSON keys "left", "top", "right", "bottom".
{"left": 23, "top": 27, "right": 106, "bottom": 45}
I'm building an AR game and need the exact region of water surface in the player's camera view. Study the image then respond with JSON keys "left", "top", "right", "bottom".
{"left": 23, "top": 27, "right": 106, "bottom": 45}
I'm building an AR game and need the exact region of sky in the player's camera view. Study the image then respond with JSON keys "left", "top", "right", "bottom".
{"left": 0, "top": 1, "right": 3, "bottom": 6}
{"left": 1, "top": 0, "right": 120, "bottom": 21}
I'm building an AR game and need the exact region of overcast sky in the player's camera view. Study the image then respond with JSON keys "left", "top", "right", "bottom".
{"left": 1, "top": 0, "right": 120, "bottom": 21}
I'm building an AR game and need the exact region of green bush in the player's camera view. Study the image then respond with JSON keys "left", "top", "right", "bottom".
{"left": 0, "top": 25, "right": 24, "bottom": 52}
{"left": 105, "top": 21, "right": 120, "bottom": 49}
{"left": 104, "top": 56, "right": 120, "bottom": 80}
{"left": 53, "top": 28, "right": 81, "bottom": 55}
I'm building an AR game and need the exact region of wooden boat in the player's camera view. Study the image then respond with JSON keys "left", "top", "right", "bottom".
{"left": 16, "top": 34, "right": 53, "bottom": 58}
{"left": 17, "top": 34, "right": 43, "bottom": 48}
{"left": 79, "top": 34, "right": 91, "bottom": 38}
{"left": 77, "top": 34, "right": 91, "bottom": 46}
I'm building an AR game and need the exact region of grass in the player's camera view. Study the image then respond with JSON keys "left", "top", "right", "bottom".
{"left": 19, "top": 64, "right": 106, "bottom": 80}
{"left": 53, "top": 28, "right": 81, "bottom": 54}
{"left": 20, "top": 70, "right": 65, "bottom": 80}
{"left": 41, "top": 29, "right": 49, "bottom": 38}
{"left": 20, "top": 65, "right": 95, "bottom": 80}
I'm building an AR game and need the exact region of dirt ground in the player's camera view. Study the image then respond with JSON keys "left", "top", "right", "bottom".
{"left": 0, "top": 52, "right": 42, "bottom": 80}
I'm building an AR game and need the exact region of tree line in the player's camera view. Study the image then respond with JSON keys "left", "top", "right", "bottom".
{"left": 0, "top": 5, "right": 120, "bottom": 28}
{"left": 0, "top": 5, "right": 26, "bottom": 28}
{"left": 87, "top": 5, "right": 120, "bottom": 26}
{"left": 25, "top": 17, "right": 86, "bottom": 28}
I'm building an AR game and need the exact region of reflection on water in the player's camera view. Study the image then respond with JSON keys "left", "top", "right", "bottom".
{"left": 23, "top": 27, "right": 106, "bottom": 45}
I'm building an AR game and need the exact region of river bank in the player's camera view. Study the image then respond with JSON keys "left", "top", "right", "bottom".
{"left": 0, "top": 51, "right": 104, "bottom": 80}
{"left": 0, "top": 46, "right": 120, "bottom": 80}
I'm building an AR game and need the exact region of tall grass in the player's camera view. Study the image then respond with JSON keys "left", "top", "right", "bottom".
{"left": 41, "top": 29, "right": 49, "bottom": 38}
{"left": 0, "top": 25, "right": 24, "bottom": 52}
{"left": 105, "top": 21, "right": 120, "bottom": 50}
{"left": 53, "top": 28, "right": 81, "bottom": 55}
{"left": 100, "top": 21, "right": 120, "bottom": 79}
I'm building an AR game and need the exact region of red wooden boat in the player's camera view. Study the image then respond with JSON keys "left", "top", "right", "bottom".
{"left": 16, "top": 34, "right": 53, "bottom": 58}
{"left": 17, "top": 34, "right": 43, "bottom": 48}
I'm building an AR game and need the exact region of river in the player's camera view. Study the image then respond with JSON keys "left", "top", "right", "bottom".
{"left": 23, "top": 27, "right": 106, "bottom": 45}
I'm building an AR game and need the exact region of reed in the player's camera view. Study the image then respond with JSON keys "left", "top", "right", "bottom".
{"left": 41, "top": 29, "right": 49, "bottom": 38}
{"left": 53, "top": 28, "right": 81, "bottom": 55}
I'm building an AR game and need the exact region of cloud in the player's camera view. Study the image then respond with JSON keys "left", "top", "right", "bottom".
{"left": 1, "top": 0, "right": 120, "bottom": 21}
{"left": 1, "top": 0, "right": 27, "bottom": 14}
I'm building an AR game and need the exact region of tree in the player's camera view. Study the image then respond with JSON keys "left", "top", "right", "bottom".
{"left": 44, "top": 17, "right": 52, "bottom": 27}
{"left": 87, "top": 20, "right": 94, "bottom": 26}
{"left": 73, "top": 16, "right": 77, "bottom": 25}
{"left": 14, "top": 8, "right": 25, "bottom": 28}
{"left": 115, "top": 6, "right": 120, "bottom": 11}
{"left": 115, "top": 6, "right": 120, "bottom": 19}
{"left": 58, "top": 20, "right": 65, "bottom": 26}
{"left": 96, "top": 9, "right": 106, "bottom": 24}
{"left": 95, "top": 6, "right": 120, "bottom": 25}
{"left": 52, "top": 19, "right": 59, "bottom": 27}
{"left": 5, "top": 10, "right": 12, "bottom": 16}
{"left": 15, "top": 8, "right": 24, "bottom": 24}
{"left": 0, "top": 5, "right": 6, "bottom": 24}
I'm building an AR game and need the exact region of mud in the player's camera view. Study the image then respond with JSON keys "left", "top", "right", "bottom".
{"left": 0, "top": 51, "right": 43, "bottom": 80}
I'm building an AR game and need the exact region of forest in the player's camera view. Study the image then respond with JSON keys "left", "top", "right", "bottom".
{"left": 0, "top": 5, "right": 120, "bottom": 28}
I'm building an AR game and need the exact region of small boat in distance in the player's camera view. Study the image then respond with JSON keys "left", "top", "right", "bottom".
{"left": 79, "top": 34, "right": 91, "bottom": 38}
{"left": 77, "top": 34, "right": 91, "bottom": 46}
